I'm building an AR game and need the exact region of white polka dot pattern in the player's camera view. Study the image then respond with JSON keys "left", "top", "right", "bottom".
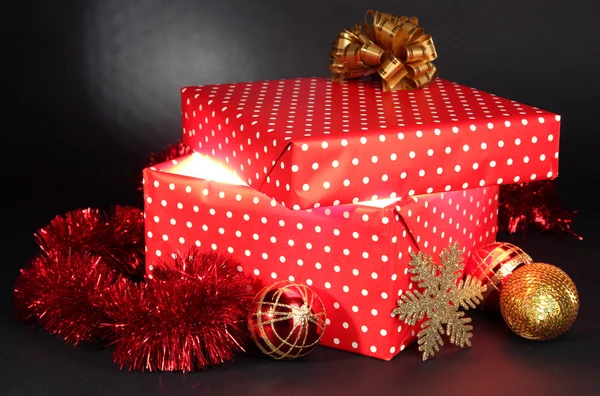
{"left": 181, "top": 77, "right": 560, "bottom": 210}
{"left": 142, "top": 156, "right": 499, "bottom": 361}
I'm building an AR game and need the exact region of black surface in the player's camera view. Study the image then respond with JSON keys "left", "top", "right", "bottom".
{"left": 2, "top": 228, "right": 599, "bottom": 395}
{"left": 4, "top": 0, "right": 600, "bottom": 394}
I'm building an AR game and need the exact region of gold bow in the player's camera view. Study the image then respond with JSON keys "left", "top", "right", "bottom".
{"left": 329, "top": 10, "right": 439, "bottom": 91}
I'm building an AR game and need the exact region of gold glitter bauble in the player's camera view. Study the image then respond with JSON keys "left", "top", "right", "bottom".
{"left": 466, "top": 242, "right": 533, "bottom": 310}
{"left": 500, "top": 263, "right": 579, "bottom": 340}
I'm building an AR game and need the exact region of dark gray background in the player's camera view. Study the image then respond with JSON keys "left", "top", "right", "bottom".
{"left": 4, "top": 0, "right": 600, "bottom": 395}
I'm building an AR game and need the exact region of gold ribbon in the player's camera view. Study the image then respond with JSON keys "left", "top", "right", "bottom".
{"left": 329, "top": 10, "right": 439, "bottom": 91}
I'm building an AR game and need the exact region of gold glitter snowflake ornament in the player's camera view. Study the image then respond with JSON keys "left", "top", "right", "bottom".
{"left": 392, "top": 243, "right": 487, "bottom": 361}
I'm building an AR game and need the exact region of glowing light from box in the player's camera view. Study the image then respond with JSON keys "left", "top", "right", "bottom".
{"left": 168, "top": 153, "right": 402, "bottom": 208}
{"left": 357, "top": 197, "right": 402, "bottom": 208}
{"left": 168, "top": 153, "right": 247, "bottom": 186}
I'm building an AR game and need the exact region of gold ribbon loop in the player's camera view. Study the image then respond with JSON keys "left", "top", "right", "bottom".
{"left": 329, "top": 10, "right": 439, "bottom": 91}
{"left": 353, "top": 29, "right": 372, "bottom": 45}
{"left": 360, "top": 42, "right": 385, "bottom": 66}
{"left": 378, "top": 55, "right": 408, "bottom": 89}
{"left": 405, "top": 60, "right": 434, "bottom": 78}
{"left": 402, "top": 66, "right": 439, "bottom": 90}
{"left": 413, "top": 35, "right": 438, "bottom": 60}
{"left": 397, "top": 45, "right": 427, "bottom": 63}
{"left": 343, "top": 43, "right": 369, "bottom": 70}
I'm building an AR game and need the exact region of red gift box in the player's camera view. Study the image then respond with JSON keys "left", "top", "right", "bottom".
{"left": 143, "top": 155, "right": 498, "bottom": 360}
{"left": 179, "top": 77, "right": 560, "bottom": 210}
{"left": 143, "top": 77, "right": 560, "bottom": 360}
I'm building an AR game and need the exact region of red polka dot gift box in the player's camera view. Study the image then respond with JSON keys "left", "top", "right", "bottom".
{"left": 143, "top": 76, "right": 560, "bottom": 361}
{"left": 143, "top": 155, "right": 498, "bottom": 360}
{"left": 179, "top": 77, "right": 560, "bottom": 210}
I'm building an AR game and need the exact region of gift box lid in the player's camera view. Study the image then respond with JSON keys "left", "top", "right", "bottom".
{"left": 181, "top": 77, "right": 560, "bottom": 210}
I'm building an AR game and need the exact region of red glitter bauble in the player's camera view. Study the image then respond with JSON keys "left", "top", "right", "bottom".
{"left": 247, "top": 281, "right": 326, "bottom": 360}
{"left": 465, "top": 242, "right": 534, "bottom": 310}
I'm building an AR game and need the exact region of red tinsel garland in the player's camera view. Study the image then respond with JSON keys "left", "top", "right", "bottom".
{"left": 35, "top": 207, "right": 146, "bottom": 279}
{"left": 99, "top": 251, "right": 257, "bottom": 372}
{"left": 14, "top": 250, "right": 119, "bottom": 345}
{"left": 13, "top": 207, "right": 257, "bottom": 372}
{"left": 498, "top": 180, "right": 581, "bottom": 239}
{"left": 148, "top": 140, "right": 193, "bottom": 167}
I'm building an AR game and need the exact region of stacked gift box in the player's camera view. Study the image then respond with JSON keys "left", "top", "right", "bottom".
{"left": 142, "top": 76, "right": 560, "bottom": 360}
